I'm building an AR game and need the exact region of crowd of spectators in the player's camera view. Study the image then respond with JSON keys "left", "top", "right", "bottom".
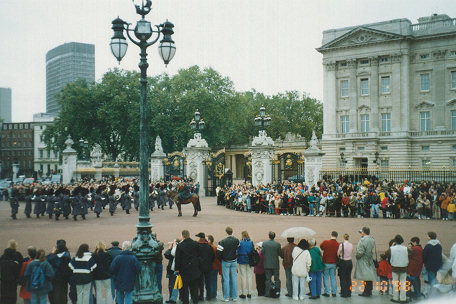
{"left": 217, "top": 177, "right": 456, "bottom": 220}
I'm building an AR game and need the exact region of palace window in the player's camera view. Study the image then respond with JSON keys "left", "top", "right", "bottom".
{"left": 451, "top": 71, "right": 456, "bottom": 89}
{"left": 420, "top": 111, "right": 430, "bottom": 131}
{"left": 380, "top": 159, "right": 389, "bottom": 168}
{"left": 422, "top": 159, "right": 431, "bottom": 168}
{"left": 360, "top": 59, "right": 369, "bottom": 65}
{"left": 422, "top": 146, "right": 430, "bottom": 151}
{"left": 381, "top": 113, "right": 391, "bottom": 132}
{"left": 360, "top": 78, "right": 369, "bottom": 95}
{"left": 420, "top": 54, "right": 430, "bottom": 59}
{"left": 361, "top": 114, "right": 370, "bottom": 132}
{"left": 340, "top": 80, "right": 349, "bottom": 97}
{"left": 452, "top": 110, "right": 456, "bottom": 130}
{"left": 420, "top": 73, "right": 430, "bottom": 91}
{"left": 341, "top": 115, "right": 349, "bottom": 133}
{"left": 380, "top": 56, "right": 390, "bottom": 63}
{"left": 381, "top": 76, "right": 390, "bottom": 93}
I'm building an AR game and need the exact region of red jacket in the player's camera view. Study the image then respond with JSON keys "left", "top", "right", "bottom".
{"left": 19, "top": 258, "right": 33, "bottom": 300}
{"left": 377, "top": 260, "right": 392, "bottom": 279}
{"left": 320, "top": 239, "right": 339, "bottom": 264}
{"left": 407, "top": 245, "right": 423, "bottom": 277}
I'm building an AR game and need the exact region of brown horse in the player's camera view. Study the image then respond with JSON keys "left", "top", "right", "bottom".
{"left": 167, "top": 190, "right": 201, "bottom": 217}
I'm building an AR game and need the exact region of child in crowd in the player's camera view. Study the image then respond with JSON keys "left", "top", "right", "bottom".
{"left": 377, "top": 253, "right": 392, "bottom": 295}
{"left": 447, "top": 200, "right": 455, "bottom": 221}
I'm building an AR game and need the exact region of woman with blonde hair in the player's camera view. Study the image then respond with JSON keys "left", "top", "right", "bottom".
{"left": 337, "top": 233, "right": 354, "bottom": 298}
{"left": 237, "top": 231, "right": 254, "bottom": 298}
{"left": 93, "top": 241, "right": 113, "bottom": 304}
{"left": 24, "top": 249, "right": 55, "bottom": 304}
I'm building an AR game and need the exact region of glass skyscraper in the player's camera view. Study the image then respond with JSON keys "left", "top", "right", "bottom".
{"left": 46, "top": 42, "right": 95, "bottom": 114}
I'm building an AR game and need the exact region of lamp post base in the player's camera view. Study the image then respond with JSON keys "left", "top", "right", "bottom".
{"left": 132, "top": 223, "right": 163, "bottom": 304}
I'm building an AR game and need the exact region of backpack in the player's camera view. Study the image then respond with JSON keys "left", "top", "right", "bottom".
{"left": 248, "top": 249, "right": 260, "bottom": 267}
{"left": 29, "top": 263, "right": 45, "bottom": 291}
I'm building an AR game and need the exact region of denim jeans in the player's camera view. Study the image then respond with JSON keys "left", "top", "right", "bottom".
{"left": 222, "top": 260, "right": 238, "bottom": 300}
{"left": 309, "top": 271, "right": 322, "bottom": 296}
{"left": 407, "top": 275, "right": 423, "bottom": 298}
{"left": 309, "top": 203, "right": 314, "bottom": 215}
{"left": 209, "top": 269, "right": 218, "bottom": 299}
{"left": 371, "top": 204, "right": 380, "bottom": 218}
{"left": 30, "top": 292, "right": 47, "bottom": 304}
{"left": 323, "top": 263, "right": 337, "bottom": 295}
{"left": 285, "top": 267, "right": 293, "bottom": 296}
{"left": 156, "top": 263, "right": 163, "bottom": 293}
{"left": 116, "top": 290, "right": 133, "bottom": 304}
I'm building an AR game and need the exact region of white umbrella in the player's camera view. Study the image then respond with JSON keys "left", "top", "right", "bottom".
{"left": 281, "top": 227, "right": 316, "bottom": 239}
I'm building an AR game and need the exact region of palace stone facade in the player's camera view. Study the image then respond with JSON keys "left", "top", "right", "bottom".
{"left": 317, "top": 14, "right": 456, "bottom": 169}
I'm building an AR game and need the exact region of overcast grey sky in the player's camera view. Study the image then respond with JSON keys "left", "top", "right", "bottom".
{"left": 1, "top": 0, "right": 455, "bottom": 122}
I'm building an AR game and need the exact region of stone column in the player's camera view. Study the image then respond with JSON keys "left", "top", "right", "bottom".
{"left": 370, "top": 57, "right": 379, "bottom": 132}
{"left": 12, "top": 163, "right": 19, "bottom": 182}
{"left": 400, "top": 50, "right": 410, "bottom": 132}
{"left": 323, "top": 61, "right": 337, "bottom": 138}
{"left": 62, "top": 136, "right": 77, "bottom": 184}
{"left": 150, "top": 136, "right": 166, "bottom": 182}
{"left": 304, "top": 131, "right": 325, "bottom": 187}
{"left": 185, "top": 133, "right": 210, "bottom": 197}
{"left": 251, "top": 130, "right": 275, "bottom": 186}
{"left": 391, "top": 53, "right": 402, "bottom": 132}
{"left": 348, "top": 59, "right": 358, "bottom": 132}
{"left": 231, "top": 155, "right": 237, "bottom": 178}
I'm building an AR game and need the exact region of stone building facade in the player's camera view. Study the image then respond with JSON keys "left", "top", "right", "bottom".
{"left": 32, "top": 113, "right": 61, "bottom": 178}
{"left": 0, "top": 122, "right": 34, "bottom": 178}
{"left": 317, "top": 14, "right": 456, "bottom": 169}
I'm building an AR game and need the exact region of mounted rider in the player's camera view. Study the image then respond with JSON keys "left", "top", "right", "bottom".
{"left": 178, "top": 184, "right": 193, "bottom": 201}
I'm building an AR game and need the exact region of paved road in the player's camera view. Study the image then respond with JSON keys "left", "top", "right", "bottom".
{"left": 0, "top": 197, "right": 454, "bottom": 303}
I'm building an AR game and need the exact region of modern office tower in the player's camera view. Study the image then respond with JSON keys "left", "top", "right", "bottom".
{"left": 0, "top": 88, "right": 12, "bottom": 123}
{"left": 46, "top": 42, "right": 95, "bottom": 114}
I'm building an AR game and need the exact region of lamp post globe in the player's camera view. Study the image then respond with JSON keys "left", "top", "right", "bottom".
{"left": 110, "top": 17, "right": 128, "bottom": 63}
{"left": 110, "top": 1, "right": 175, "bottom": 302}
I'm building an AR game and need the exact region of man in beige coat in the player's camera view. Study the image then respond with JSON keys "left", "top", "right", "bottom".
{"left": 354, "top": 227, "right": 377, "bottom": 297}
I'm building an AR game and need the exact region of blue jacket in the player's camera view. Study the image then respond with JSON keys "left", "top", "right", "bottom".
{"left": 423, "top": 240, "right": 443, "bottom": 272}
{"left": 24, "top": 260, "right": 55, "bottom": 294}
{"left": 110, "top": 251, "right": 141, "bottom": 292}
{"left": 237, "top": 238, "right": 254, "bottom": 265}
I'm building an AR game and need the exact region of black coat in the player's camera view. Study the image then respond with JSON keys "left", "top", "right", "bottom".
{"left": 93, "top": 250, "right": 113, "bottom": 280}
{"left": 175, "top": 238, "right": 201, "bottom": 282}
{"left": 197, "top": 241, "right": 215, "bottom": 273}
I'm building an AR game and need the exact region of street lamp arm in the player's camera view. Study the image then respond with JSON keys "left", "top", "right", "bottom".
{"left": 125, "top": 24, "right": 142, "bottom": 47}
{"left": 144, "top": 25, "right": 162, "bottom": 47}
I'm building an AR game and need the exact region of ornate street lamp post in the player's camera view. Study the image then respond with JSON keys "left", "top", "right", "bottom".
{"left": 79, "top": 139, "right": 89, "bottom": 161}
{"left": 110, "top": 1, "right": 175, "bottom": 303}
{"left": 189, "top": 109, "right": 205, "bottom": 134}
{"left": 254, "top": 105, "right": 271, "bottom": 133}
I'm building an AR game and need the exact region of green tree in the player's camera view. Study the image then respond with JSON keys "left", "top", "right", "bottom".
{"left": 43, "top": 66, "right": 323, "bottom": 160}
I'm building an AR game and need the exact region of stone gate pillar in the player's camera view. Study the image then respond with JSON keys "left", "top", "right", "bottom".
{"left": 12, "top": 163, "right": 19, "bottom": 182}
{"left": 184, "top": 133, "right": 210, "bottom": 197}
{"left": 150, "top": 136, "right": 166, "bottom": 182}
{"left": 251, "top": 130, "right": 275, "bottom": 186}
{"left": 304, "top": 131, "right": 325, "bottom": 187}
{"left": 62, "top": 136, "right": 77, "bottom": 184}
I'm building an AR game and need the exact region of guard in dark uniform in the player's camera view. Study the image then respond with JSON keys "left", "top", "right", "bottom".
{"left": 46, "top": 188, "right": 55, "bottom": 219}
{"left": 133, "top": 184, "right": 140, "bottom": 211}
{"left": 62, "top": 189, "right": 72, "bottom": 219}
{"left": 93, "top": 188, "right": 103, "bottom": 218}
{"left": 9, "top": 186, "right": 19, "bottom": 220}
{"left": 24, "top": 188, "right": 33, "bottom": 218}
